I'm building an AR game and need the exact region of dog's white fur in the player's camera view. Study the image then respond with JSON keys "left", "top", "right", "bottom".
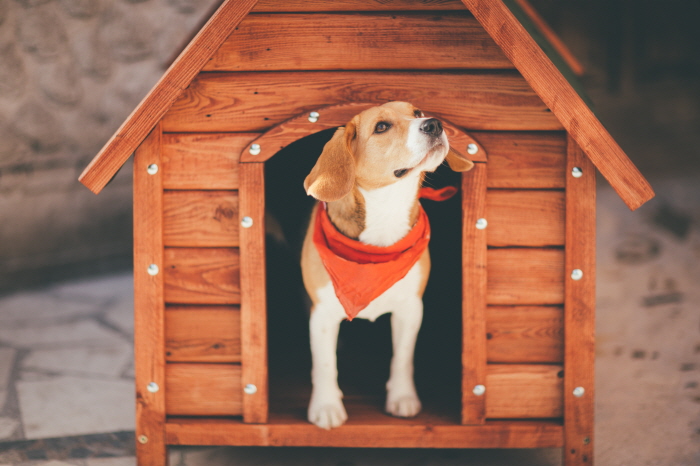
{"left": 301, "top": 102, "right": 473, "bottom": 429}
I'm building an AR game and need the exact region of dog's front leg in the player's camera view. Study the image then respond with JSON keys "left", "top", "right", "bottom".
{"left": 308, "top": 306, "right": 347, "bottom": 429}
{"left": 386, "top": 296, "right": 423, "bottom": 418}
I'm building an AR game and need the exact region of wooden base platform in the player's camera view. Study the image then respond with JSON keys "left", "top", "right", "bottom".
{"left": 165, "top": 396, "right": 563, "bottom": 449}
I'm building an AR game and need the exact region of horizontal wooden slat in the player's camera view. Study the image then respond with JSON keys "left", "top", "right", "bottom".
{"left": 164, "top": 248, "right": 240, "bottom": 304}
{"left": 167, "top": 418, "right": 563, "bottom": 448}
{"left": 161, "top": 133, "right": 258, "bottom": 190}
{"left": 470, "top": 132, "right": 567, "bottom": 189}
{"left": 253, "top": 0, "right": 467, "bottom": 12}
{"left": 165, "top": 306, "right": 241, "bottom": 363}
{"left": 486, "top": 306, "right": 564, "bottom": 363}
{"left": 163, "top": 191, "right": 240, "bottom": 247}
{"left": 204, "top": 13, "right": 512, "bottom": 72}
{"left": 486, "top": 190, "right": 565, "bottom": 247}
{"left": 485, "top": 364, "right": 563, "bottom": 419}
{"left": 487, "top": 248, "right": 564, "bottom": 305}
{"left": 163, "top": 72, "right": 561, "bottom": 133}
{"left": 165, "top": 363, "right": 242, "bottom": 416}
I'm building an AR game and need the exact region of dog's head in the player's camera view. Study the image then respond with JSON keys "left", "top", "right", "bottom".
{"left": 304, "top": 102, "right": 474, "bottom": 202}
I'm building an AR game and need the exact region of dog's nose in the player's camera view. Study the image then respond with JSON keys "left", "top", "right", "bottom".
{"left": 419, "top": 118, "right": 443, "bottom": 137}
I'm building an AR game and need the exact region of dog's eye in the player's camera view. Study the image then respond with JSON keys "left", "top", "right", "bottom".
{"left": 394, "top": 168, "right": 409, "bottom": 178}
{"left": 374, "top": 122, "right": 391, "bottom": 133}
{"left": 413, "top": 109, "right": 423, "bottom": 118}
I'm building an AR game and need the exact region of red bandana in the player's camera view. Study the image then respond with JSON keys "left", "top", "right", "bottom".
{"left": 313, "top": 186, "right": 457, "bottom": 320}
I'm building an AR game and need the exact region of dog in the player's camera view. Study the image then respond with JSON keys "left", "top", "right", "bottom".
{"left": 301, "top": 101, "right": 474, "bottom": 429}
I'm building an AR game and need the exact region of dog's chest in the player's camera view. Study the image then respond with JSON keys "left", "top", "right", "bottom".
{"left": 358, "top": 177, "right": 420, "bottom": 247}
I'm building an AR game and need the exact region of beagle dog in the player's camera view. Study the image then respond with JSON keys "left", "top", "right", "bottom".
{"left": 301, "top": 101, "right": 473, "bottom": 429}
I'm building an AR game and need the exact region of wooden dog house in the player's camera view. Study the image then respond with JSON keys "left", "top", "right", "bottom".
{"left": 79, "top": 1, "right": 654, "bottom": 465}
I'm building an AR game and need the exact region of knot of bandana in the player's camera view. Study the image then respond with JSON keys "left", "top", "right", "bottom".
{"left": 312, "top": 185, "right": 457, "bottom": 319}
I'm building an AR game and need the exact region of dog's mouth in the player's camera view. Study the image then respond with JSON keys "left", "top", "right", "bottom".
{"left": 394, "top": 142, "right": 447, "bottom": 178}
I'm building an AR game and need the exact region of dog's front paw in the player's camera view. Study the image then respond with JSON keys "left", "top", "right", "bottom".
{"left": 386, "top": 392, "right": 422, "bottom": 418}
{"left": 308, "top": 399, "right": 348, "bottom": 430}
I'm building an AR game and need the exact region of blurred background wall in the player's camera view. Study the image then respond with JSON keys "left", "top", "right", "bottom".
{"left": 0, "top": 0, "right": 698, "bottom": 292}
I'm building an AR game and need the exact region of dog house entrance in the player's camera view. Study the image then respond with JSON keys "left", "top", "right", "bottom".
{"left": 254, "top": 107, "right": 472, "bottom": 425}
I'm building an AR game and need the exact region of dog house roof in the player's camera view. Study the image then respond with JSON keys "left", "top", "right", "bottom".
{"left": 79, "top": 0, "right": 654, "bottom": 210}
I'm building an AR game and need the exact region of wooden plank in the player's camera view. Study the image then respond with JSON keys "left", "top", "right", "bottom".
{"left": 162, "top": 133, "right": 259, "bottom": 190}
{"left": 166, "top": 418, "right": 563, "bottom": 448}
{"left": 563, "top": 136, "right": 596, "bottom": 465}
{"left": 486, "top": 190, "right": 565, "bottom": 247}
{"left": 163, "top": 191, "right": 240, "bottom": 247}
{"left": 163, "top": 247, "right": 240, "bottom": 305}
{"left": 461, "top": 163, "right": 487, "bottom": 425}
{"left": 487, "top": 248, "right": 564, "bottom": 305}
{"left": 238, "top": 163, "right": 269, "bottom": 423}
{"left": 165, "top": 363, "right": 242, "bottom": 416}
{"left": 240, "top": 102, "right": 487, "bottom": 163}
{"left": 462, "top": 0, "right": 654, "bottom": 210}
{"left": 162, "top": 71, "right": 561, "bottom": 133}
{"left": 485, "top": 364, "right": 563, "bottom": 419}
{"left": 253, "top": 0, "right": 467, "bottom": 12}
{"left": 79, "top": 0, "right": 259, "bottom": 194}
{"left": 165, "top": 306, "right": 241, "bottom": 363}
{"left": 486, "top": 306, "right": 564, "bottom": 363}
{"left": 204, "top": 13, "right": 512, "bottom": 72}
{"left": 470, "top": 131, "right": 567, "bottom": 189}
{"left": 133, "top": 124, "right": 166, "bottom": 466}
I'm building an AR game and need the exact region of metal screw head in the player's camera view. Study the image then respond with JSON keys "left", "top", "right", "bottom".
{"left": 138, "top": 435, "right": 148, "bottom": 444}
{"left": 244, "top": 384, "right": 258, "bottom": 395}
{"left": 571, "top": 269, "right": 584, "bottom": 280}
{"left": 147, "top": 264, "right": 159, "bottom": 276}
{"left": 467, "top": 143, "right": 479, "bottom": 155}
{"left": 146, "top": 164, "right": 159, "bottom": 175}
{"left": 241, "top": 216, "right": 253, "bottom": 228}
{"left": 573, "top": 386, "right": 585, "bottom": 397}
{"left": 472, "top": 384, "right": 486, "bottom": 396}
{"left": 571, "top": 167, "right": 583, "bottom": 178}
{"left": 475, "top": 218, "right": 488, "bottom": 230}
{"left": 147, "top": 382, "right": 159, "bottom": 393}
{"left": 249, "top": 144, "right": 261, "bottom": 156}
{"left": 308, "top": 111, "right": 320, "bottom": 123}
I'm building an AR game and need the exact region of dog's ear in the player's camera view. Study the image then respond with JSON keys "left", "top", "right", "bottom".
{"left": 304, "top": 122, "right": 357, "bottom": 202}
{"left": 445, "top": 147, "right": 475, "bottom": 172}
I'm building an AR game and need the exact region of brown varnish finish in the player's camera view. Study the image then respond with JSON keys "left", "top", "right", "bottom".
{"left": 165, "top": 363, "right": 242, "bottom": 416}
{"left": 165, "top": 306, "right": 241, "bottom": 363}
{"left": 486, "top": 306, "right": 564, "bottom": 363}
{"left": 252, "top": 0, "right": 467, "bottom": 12}
{"left": 485, "top": 364, "right": 563, "bottom": 418}
{"left": 163, "top": 191, "right": 240, "bottom": 247}
{"left": 163, "top": 247, "right": 240, "bottom": 305}
{"left": 486, "top": 190, "right": 565, "bottom": 247}
{"left": 205, "top": 13, "right": 512, "bottom": 72}
{"left": 487, "top": 248, "right": 565, "bottom": 305}
{"left": 162, "top": 71, "right": 561, "bottom": 133}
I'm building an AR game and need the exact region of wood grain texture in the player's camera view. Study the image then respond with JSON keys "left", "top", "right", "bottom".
{"left": 165, "top": 306, "right": 241, "bottom": 363}
{"left": 238, "top": 163, "right": 269, "bottom": 424}
{"left": 163, "top": 191, "right": 240, "bottom": 247}
{"left": 461, "top": 163, "right": 487, "bottom": 425}
{"left": 563, "top": 136, "right": 596, "bottom": 465}
{"left": 166, "top": 418, "right": 563, "bottom": 448}
{"left": 163, "top": 247, "right": 240, "bottom": 305}
{"left": 204, "top": 13, "right": 512, "bottom": 71}
{"left": 240, "top": 102, "right": 487, "bottom": 163}
{"left": 165, "top": 363, "right": 242, "bottom": 416}
{"left": 133, "top": 124, "right": 166, "bottom": 466}
{"left": 471, "top": 131, "right": 567, "bottom": 189}
{"left": 486, "top": 190, "right": 565, "bottom": 247}
{"left": 461, "top": 0, "right": 654, "bottom": 210}
{"left": 487, "top": 248, "right": 564, "bottom": 305}
{"left": 162, "top": 71, "right": 561, "bottom": 133}
{"left": 253, "top": 0, "right": 467, "bottom": 12}
{"left": 79, "top": 0, "right": 259, "bottom": 194}
{"left": 486, "top": 306, "right": 564, "bottom": 363}
{"left": 162, "top": 133, "right": 259, "bottom": 190}
{"left": 485, "top": 364, "right": 563, "bottom": 419}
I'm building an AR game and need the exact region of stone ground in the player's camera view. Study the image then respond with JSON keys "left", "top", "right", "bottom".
{"left": 0, "top": 179, "right": 698, "bottom": 466}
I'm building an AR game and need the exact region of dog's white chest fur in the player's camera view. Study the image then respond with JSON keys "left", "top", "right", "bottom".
{"left": 357, "top": 175, "right": 421, "bottom": 248}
